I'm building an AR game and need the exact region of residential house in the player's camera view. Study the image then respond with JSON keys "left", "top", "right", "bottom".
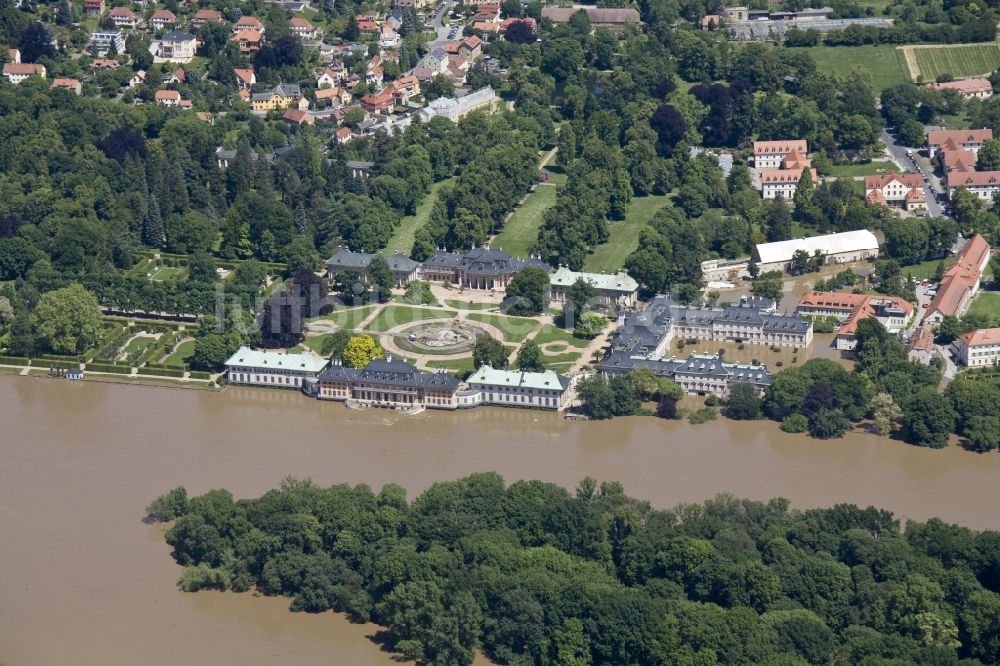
{"left": 92, "top": 58, "right": 120, "bottom": 70}
{"left": 2, "top": 63, "right": 46, "bottom": 84}
{"left": 163, "top": 67, "right": 185, "bottom": 84}
{"left": 233, "top": 16, "right": 264, "bottom": 33}
{"left": 226, "top": 346, "right": 329, "bottom": 388}
{"left": 955, "top": 327, "right": 1000, "bottom": 366}
{"left": 939, "top": 147, "right": 977, "bottom": 173}
{"left": 232, "top": 29, "right": 263, "bottom": 54}
{"left": 8, "top": 48, "right": 20, "bottom": 64}
{"left": 416, "top": 85, "right": 496, "bottom": 122}
{"left": 149, "top": 9, "right": 177, "bottom": 29}
{"left": 50, "top": 77, "right": 82, "bottom": 94}
{"left": 390, "top": 74, "right": 420, "bottom": 102}
{"left": 360, "top": 88, "right": 396, "bottom": 114}
{"left": 380, "top": 24, "right": 400, "bottom": 48}
{"left": 796, "top": 291, "right": 914, "bottom": 350}
{"left": 250, "top": 83, "right": 307, "bottom": 112}
{"left": 191, "top": 8, "right": 223, "bottom": 26}
{"left": 446, "top": 55, "right": 470, "bottom": 85}
{"left": 365, "top": 63, "right": 383, "bottom": 86}
{"left": 127, "top": 69, "right": 146, "bottom": 88}
{"left": 282, "top": 108, "right": 314, "bottom": 125}
{"left": 472, "top": 4, "right": 500, "bottom": 22}
{"left": 83, "top": 0, "right": 104, "bottom": 17}
{"left": 541, "top": 6, "right": 640, "bottom": 29}
{"left": 923, "top": 234, "right": 991, "bottom": 325}
{"left": 313, "top": 358, "right": 463, "bottom": 410}
{"left": 316, "top": 67, "right": 341, "bottom": 88}
{"left": 108, "top": 7, "right": 140, "bottom": 28}
{"left": 154, "top": 89, "right": 181, "bottom": 106}
{"left": 602, "top": 352, "right": 772, "bottom": 398}
{"left": 90, "top": 30, "right": 126, "bottom": 56}
{"left": 467, "top": 366, "right": 572, "bottom": 410}
{"left": 471, "top": 21, "right": 500, "bottom": 35}
{"left": 927, "top": 128, "right": 992, "bottom": 158}
{"left": 700, "top": 257, "right": 751, "bottom": 282}
{"left": 335, "top": 126, "right": 353, "bottom": 144}
{"left": 548, "top": 266, "right": 639, "bottom": 308}
{"left": 152, "top": 30, "right": 197, "bottom": 63}
{"left": 356, "top": 18, "right": 379, "bottom": 33}
{"left": 417, "top": 47, "right": 450, "bottom": 73}
{"left": 947, "top": 171, "right": 1000, "bottom": 200}
{"left": 289, "top": 17, "right": 317, "bottom": 38}
{"left": 234, "top": 67, "right": 255, "bottom": 89}
{"left": 701, "top": 14, "right": 721, "bottom": 28}
{"left": 215, "top": 147, "right": 259, "bottom": 168}
{"left": 458, "top": 35, "right": 483, "bottom": 58}
{"left": 923, "top": 78, "right": 993, "bottom": 100}
{"left": 753, "top": 229, "right": 880, "bottom": 274}
{"left": 315, "top": 86, "right": 350, "bottom": 107}
{"left": 863, "top": 173, "right": 927, "bottom": 211}
{"left": 752, "top": 139, "right": 808, "bottom": 168}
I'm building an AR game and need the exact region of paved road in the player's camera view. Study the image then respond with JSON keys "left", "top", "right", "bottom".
{"left": 881, "top": 129, "right": 947, "bottom": 218}
{"left": 429, "top": 0, "right": 458, "bottom": 44}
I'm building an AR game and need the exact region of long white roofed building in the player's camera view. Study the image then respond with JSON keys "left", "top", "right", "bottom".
{"left": 466, "top": 366, "right": 572, "bottom": 410}
{"left": 753, "top": 230, "right": 879, "bottom": 274}
{"left": 225, "top": 347, "right": 330, "bottom": 388}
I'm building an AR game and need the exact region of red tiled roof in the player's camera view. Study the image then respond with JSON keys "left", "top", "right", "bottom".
{"left": 960, "top": 326, "right": 1000, "bottom": 347}
{"left": 753, "top": 139, "right": 807, "bottom": 155}
{"left": 928, "top": 128, "right": 993, "bottom": 147}
{"left": 760, "top": 167, "right": 817, "bottom": 184}
{"left": 924, "top": 78, "right": 992, "bottom": 95}
{"left": 151, "top": 9, "right": 176, "bottom": 21}
{"left": 3, "top": 63, "right": 44, "bottom": 75}
{"left": 947, "top": 171, "right": 1000, "bottom": 188}
{"left": 863, "top": 173, "right": 924, "bottom": 189}
{"left": 155, "top": 89, "right": 181, "bottom": 100}
{"left": 924, "top": 234, "right": 991, "bottom": 321}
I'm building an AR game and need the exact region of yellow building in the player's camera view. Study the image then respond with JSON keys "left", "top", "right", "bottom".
{"left": 249, "top": 84, "right": 306, "bottom": 112}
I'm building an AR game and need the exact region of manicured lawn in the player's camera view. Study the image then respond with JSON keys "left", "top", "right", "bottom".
{"left": 911, "top": 43, "right": 1000, "bottom": 82}
{"left": 445, "top": 299, "right": 497, "bottom": 310}
{"left": 384, "top": 177, "right": 455, "bottom": 256}
{"left": 804, "top": 45, "right": 910, "bottom": 93}
{"left": 826, "top": 162, "right": 900, "bottom": 178}
{"left": 583, "top": 195, "right": 672, "bottom": 273}
{"left": 532, "top": 323, "right": 592, "bottom": 348}
{"left": 491, "top": 182, "right": 558, "bottom": 259}
{"left": 539, "top": 351, "right": 583, "bottom": 365}
{"left": 547, "top": 362, "right": 576, "bottom": 373}
{"left": 900, "top": 257, "right": 954, "bottom": 281}
{"left": 301, "top": 334, "right": 331, "bottom": 354}
{"left": 967, "top": 292, "right": 1000, "bottom": 323}
{"left": 307, "top": 305, "right": 377, "bottom": 331}
{"left": 122, "top": 335, "right": 156, "bottom": 355}
{"left": 149, "top": 264, "right": 187, "bottom": 281}
{"left": 426, "top": 356, "right": 478, "bottom": 374}
{"left": 365, "top": 306, "right": 457, "bottom": 332}
{"left": 164, "top": 339, "right": 195, "bottom": 366}
{"left": 467, "top": 313, "right": 537, "bottom": 343}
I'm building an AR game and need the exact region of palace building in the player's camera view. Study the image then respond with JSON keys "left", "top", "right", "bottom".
{"left": 313, "top": 358, "right": 464, "bottom": 409}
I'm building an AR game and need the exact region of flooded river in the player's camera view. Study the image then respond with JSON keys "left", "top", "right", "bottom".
{"left": 4, "top": 375, "right": 1000, "bottom": 665}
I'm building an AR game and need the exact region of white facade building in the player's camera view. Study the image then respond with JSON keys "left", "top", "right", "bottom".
{"left": 225, "top": 346, "right": 329, "bottom": 388}
{"left": 466, "top": 366, "right": 572, "bottom": 410}
{"left": 956, "top": 327, "right": 1000, "bottom": 366}
{"left": 90, "top": 30, "right": 126, "bottom": 56}
{"left": 548, "top": 266, "right": 638, "bottom": 307}
{"left": 417, "top": 86, "right": 496, "bottom": 122}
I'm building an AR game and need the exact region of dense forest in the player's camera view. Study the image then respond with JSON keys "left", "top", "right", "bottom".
{"left": 150, "top": 475, "right": 1000, "bottom": 665}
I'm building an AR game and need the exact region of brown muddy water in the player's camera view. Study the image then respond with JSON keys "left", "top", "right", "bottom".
{"left": 4, "top": 375, "right": 1000, "bottom": 665}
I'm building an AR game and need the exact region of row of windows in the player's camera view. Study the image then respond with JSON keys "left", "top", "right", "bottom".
{"left": 488, "top": 393, "right": 560, "bottom": 407}
{"left": 231, "top": 373, "right": 302, "bottom": 386}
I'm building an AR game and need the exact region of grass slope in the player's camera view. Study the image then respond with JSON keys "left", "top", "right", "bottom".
{"left": 491, "top": 183, "right": 558, "bottom": 259}
{"left": 967, "top": 292, "right": 1000, "bottom": 324}
{"left": 804, "top": 45, "right": 910, "bottom": 92}
{"left": 911, "top": 43, "right": 1000, "bottom": 81}
{"left": 583, "top": 195, "right": 671, "bottom": 273}
{"left": 384, "top": 177, "right": 455, "bottom": 256}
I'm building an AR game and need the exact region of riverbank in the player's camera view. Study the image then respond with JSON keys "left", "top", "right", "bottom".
{"left": 4, "top": 374, "right": 1000, "bottom": 665}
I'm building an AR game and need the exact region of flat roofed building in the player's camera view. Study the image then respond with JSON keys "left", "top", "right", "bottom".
{"left": 956, "top": 327, "right": 1000, "bottom": 366}
{"left": 754, "top": 229, "right": 879, "bottom": 274}
{"left": 467, "top": 366, "right": 571, "bottom": 410}
{"left": 548, "top": 266, "right": 638, "bottom": 307}
{"left": 225, "top": 346, "right": 329, "bottom": 388}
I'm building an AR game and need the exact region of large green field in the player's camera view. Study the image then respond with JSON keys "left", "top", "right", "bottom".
{"left": 384, "top": 177, "right": 455, "bottom": 256}
{"left": 491, "top": 182, "right": 558, "bottom": 259}
{"left": 583, "top": 195, "right": 671, "bottom": 273}
{"left": 967, "top": 292, "right": 1000, "bottom": 325}
{"left": 466, "top": 313, "right": 537, "bottom": 343}
{"left": 910, "top": 43, "right": 1000, "bottom": 82}
{"left": 804, "top": 45, "right": 911, "bottom": 93}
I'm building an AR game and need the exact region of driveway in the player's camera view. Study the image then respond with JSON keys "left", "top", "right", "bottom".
{"left": 880, "top": 129, "right": 946, "bottom": 218}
